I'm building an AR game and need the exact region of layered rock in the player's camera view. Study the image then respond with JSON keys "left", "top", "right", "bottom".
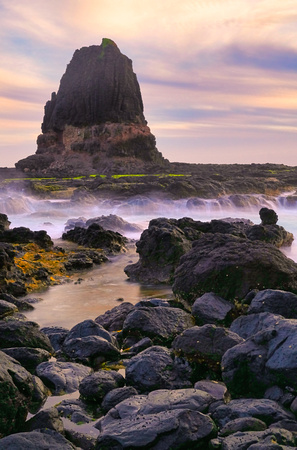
{"left": 15, "top": 38, "right": 167, "bottom": 175}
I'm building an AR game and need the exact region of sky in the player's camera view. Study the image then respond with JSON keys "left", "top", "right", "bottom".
{"left": 1, "top": 0, "right": 297, "bottom": 167}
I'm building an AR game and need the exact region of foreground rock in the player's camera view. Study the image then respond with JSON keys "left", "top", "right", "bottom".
{"left": 222, "top": 316, "right": 297, "bottom": 397}
{"left": 173, "top": 233, "right": 297, "bottom": 304}
{"left": 0, "top": 351, "right": 47, "bottom": 437}
{"left": 0, "top": 429, "right": 75, "bottom": 449}
{"left": 96, "top": 388, "right": 217, "bottom": 448}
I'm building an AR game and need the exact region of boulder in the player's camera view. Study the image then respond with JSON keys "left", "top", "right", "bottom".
{"left": 0, "top": 429, "right": 75, "bottom": 449}
{"left": 191, "top": 292, "right": 234, "bottom": 325}
{"left": 40, "top": 326, "right": 69, "bottom": 352}
{"left": 101, "top": 386, "right": 138, "bottom": 413}
{"left": 79, "top": 369, "right": 125, "bottom": 403}
{"left": 219, "top": 428, "right": 296, "bottom": 449}
{"left": 62, "top": 319, "right": 119, "bottom": 365}
{"left": 96, "top": 389, "right": 217, "bottom": 449}
{"left": 125, "top": 346, "right": 192, "bottom": 392}
{"left": 0, "top": 351, "right": 44, "bottom": 437}
{"left": 260, "top": 207, "right": 278, "bottom": 225}
{"left": 56, "top": 398, "right": 94, "bottom": 424}
{"left": 0, "top": 319, "right": 53, "bottom": 352}
{"left": 0, "top": 213, "right": 10, "bottom": 231}
{"left": 85, "top": 214, "right": 142, "bottom": 234}
{"left": 22, "top": 407, "right": 64, "bottom": 434}
{"left": 172, "top": 324, "right": 244, "bottom": 378}
{"left": 173, "top": 233, "right": 297, "bottom": 304}
{"left": 212, "top": 398, "right": 295, "bottom": 429}
{"left": 0, "top": 227, "right": 53, "bottom": 249}
{"left": 219, "top": 417, "right": 267, "bottom": 436}
{"left": 222, "top": 318, "right": 297, "bottom": 397}
{"left": 194, "top": 380, "right": 229, "bottom": 402}
{"left": 124, "top": 217, "right": 201, "bottom": 283}
{"left": 95, "top": 302, "right": 134, "bottom": 331}
{"left": 62, "top": 223, "right": 127, "bottom": 253}
{"left": 248, "top": 289, "right": 297, "bottom": 318}
{"left": 2, "top": 347, "right": 51, "bottom": 373}
{"left": 247, "top": 224, "right": 294, "bottom": 247}
{"left": 36, "top": 361, "right": 91, "bottom": 394}
{"left": 230, "top": 312, "right": 284, "bottom": 339}
{"left": 122, "top": 306, "right": 195, "bottom": 345}
{"left": 0, "top": 299, "right": 18, "bottom": 318}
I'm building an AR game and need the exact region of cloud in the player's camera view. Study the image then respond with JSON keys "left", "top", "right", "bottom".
{"left": 0, "top": 0, "right": 297, "bottom": 166}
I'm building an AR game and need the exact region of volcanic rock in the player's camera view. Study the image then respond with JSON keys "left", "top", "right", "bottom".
{"left": 15, "top": 38, "right": 167, "bottom": 175}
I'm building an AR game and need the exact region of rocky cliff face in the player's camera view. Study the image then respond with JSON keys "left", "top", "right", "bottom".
{"left": 16, "top": 38, "right": 167, "bottom": 175}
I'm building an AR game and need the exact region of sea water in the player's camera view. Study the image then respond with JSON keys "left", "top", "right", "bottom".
{"left": 1, "top": 191, "right": 297, "bottom": 329}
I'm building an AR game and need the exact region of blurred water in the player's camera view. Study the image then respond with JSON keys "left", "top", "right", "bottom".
{"left": 2, "top": 190, "right": 297, "bottom": 328}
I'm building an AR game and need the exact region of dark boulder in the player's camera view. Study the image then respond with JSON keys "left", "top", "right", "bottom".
{"left": 122, "top": 305, "right": 194, "bottom": 345}
{"left": 0, "top": 214, "right": 10, "bottom": 231}
{"left": 0, "top": 319, "right": 53, "bottom": 352}
{"left": 0, "top": 429, "right": 75, "bottom": 449}
{"left": 61, "top": 319, "right": 120, "bottom": 365}
{"left": 2, "top": 347, "right": 51, "bottom": 374}
{"left": 212, "top": 398, "right": 294, "bottom": 428}
{"left": 36, "top": 361, "right": 91, "bottom": 394}
{"left": 191, "top": 292, "right": 234, "bottom": 325}
{"left": 218, "top": 428, "right": 296, "bottom": 449}
{"left": 125, "top": 346, "right": 192, "bottom": 392}
{"left": 173, "top": 233, "right": 297, "bottom": 304}
{"left": 22, "top": 407, "right": 64, "bottom": 434}
{"left": 0, "top": 227, "right": 53, "bottom": 249}
{"left": 79, "top": 369, "right": 125, "bottom": 403}
{"left": 230, "top": 312, "right": 284, "bottom": 339}
{"left": 62, "top": 223, "right": 127, "bottom": 253}
{"left": 260, "top": 207, "right": 278, "bottom": 225}
{"left": 172, "top": 324, "right": 243, "bottom": 379}
{"left": 222, "top": 318, "right": 297, "bottom": 397}
{"left": 101, "top": 386, "right": 138, "bottom": 412}
{"left": 40, "top": 326, "right": 69, "bottom": 352}
{"left": 0, "top": 299, "right": 18, "bottom": 318}
{"left": 0, "top": 351, "right": 45, "bottom": 437}
{"left": 56, "top": 398, "right": 93, "bottom": 424}
{"left": 248, "top": 289, "right": 297, "bottom": 318}
{"left": 96, "top": 388, "right": 217, "bottom": 449}
{"left": 247, "top": 224, "right": 294, "bottom": 247}
{"left": 95, "top": 302, "right": 134, "bottom": 332}
{"left": 124, "top": 217, "right": 202, "bottom": 283}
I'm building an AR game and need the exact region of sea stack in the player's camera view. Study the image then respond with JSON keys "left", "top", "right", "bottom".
{"left": 16, "top": 38, "right": 167, "bottom": 175}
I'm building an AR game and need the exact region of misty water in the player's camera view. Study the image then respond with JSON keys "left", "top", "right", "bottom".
{"left": 1, "top": 190, "right": 297, "bottom": 329}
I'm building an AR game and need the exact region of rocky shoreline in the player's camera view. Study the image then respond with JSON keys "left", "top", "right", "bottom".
{"left": 1, "top": 208, "right": 297, "bottom": 448}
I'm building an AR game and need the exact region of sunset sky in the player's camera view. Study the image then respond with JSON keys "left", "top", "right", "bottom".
{"left": 1, "top": 0, "right": 297, "bottom": 167}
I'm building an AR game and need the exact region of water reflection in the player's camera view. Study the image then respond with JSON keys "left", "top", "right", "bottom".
{"left": 24, "top": 248, "right": 172, "bottom": 329}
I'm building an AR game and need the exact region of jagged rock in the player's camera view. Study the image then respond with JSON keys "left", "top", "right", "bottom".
{"left": 15, "top": 38, "right": 167, "bottom": 175}
{"left": 0, "top": 227, "right": 53, "bottom": 249}
{"left": 0, "top": 214, "right": 10, "bottom": 231}
{"left": 173, "top": 233, "right": 297, "bottom": 304}
{"left": 62, "top": 223, "right": 127, "bottom": 253}
{"left": 124, "top": 217, "right": 202, "bottom": 283}
{"left": 260, "top": 207, "right": 278, "bottom": 225}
